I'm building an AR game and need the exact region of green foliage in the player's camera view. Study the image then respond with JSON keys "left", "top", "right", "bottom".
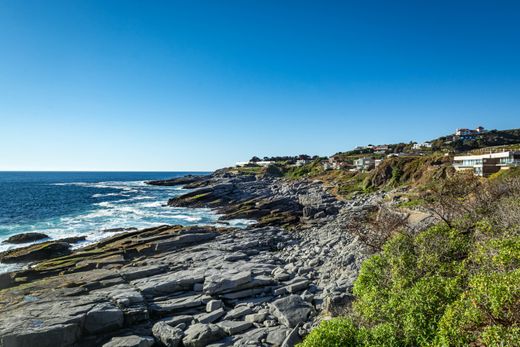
{"left": 301, "top": 221, "right": 519, "bottom": 346}
{"left": 298, "top": 318, "right": 362, "bottom": 347}
{"left": 284, "top": 159, "right": 324, "bottom": 179}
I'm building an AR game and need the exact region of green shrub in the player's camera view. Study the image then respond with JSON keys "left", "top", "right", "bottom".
{"left": 298, "top": 318, "right": 361, "bottom": 347}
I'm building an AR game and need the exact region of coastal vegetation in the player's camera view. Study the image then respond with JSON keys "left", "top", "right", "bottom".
{"left": 299, "top": 169, "right": 520, "bottom": 346}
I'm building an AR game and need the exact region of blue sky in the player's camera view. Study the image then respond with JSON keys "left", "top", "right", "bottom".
{"left": 0, "top": 0, "right": 519, "bottom": 171}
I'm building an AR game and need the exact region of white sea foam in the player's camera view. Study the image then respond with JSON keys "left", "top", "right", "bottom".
{"left": 0, "top": 179, "right": 254, "bottom": 274}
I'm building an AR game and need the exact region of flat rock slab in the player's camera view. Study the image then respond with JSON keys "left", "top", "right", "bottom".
{"left": 217, "top": 320, "right": 253, "bottom": 335}
{"left": 102, "top": 335, "right": 155, "bottom": 347}
{"left": 197, "top": 308, "right": 225, "bottom": 324}
{"left": 150, "top": 294, "right": 211, "bottom": 314}
{"left": 203, "top": 271, "right": 252, "bottom": 295}
{"left": 132, "top": 269, "right": 205, "bottom": 297}
{"left": 269, "top": 295, "right": 312, "bottom": 328}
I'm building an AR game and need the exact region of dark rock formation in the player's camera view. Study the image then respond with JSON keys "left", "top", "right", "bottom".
{"left": 146, "top": 175, "right": 207, "bottom": 187}
{"left": 0, "top": 241, "right": 71, "bottom": 263}
{"left": 3, "top": 232, "right": 49, "bottom": 244}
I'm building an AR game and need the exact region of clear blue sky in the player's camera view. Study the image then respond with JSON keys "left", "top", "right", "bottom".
{"left": 0, "top": 0, "right": 519, "bottom": 171}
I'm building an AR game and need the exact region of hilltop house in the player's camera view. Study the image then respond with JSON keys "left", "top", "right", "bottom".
{"left": 412, "top": 142, "right": 432, "bottom": 150}
{"left": 452, "top": 151, "right": 520, "bottom": 177}
{"left": 354, "top": 157, "right": 376, "bottom": 171}
{"left": 236, "top": 160, "right": 274, "bottom": 167}
{"left": 295, "top": 159, "right": 311, "bottom": 167}
{"left": 454, "top": 126, "right": 486, "bottom": 140}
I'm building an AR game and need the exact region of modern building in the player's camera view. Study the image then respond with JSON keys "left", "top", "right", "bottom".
{"left": 354, "top": 157, "right": 376, "bottom": 171}
{"left": 295, "top": 159, "right": 311, "bottom": 167}
{"left": 454, "top": 126, "right": 486, "bottom": 140}
{"left": 452, "top": 151, "right": 520, "bottom": 176}
{"left": 412, "top": 142, "right": 432, "bottom": 150}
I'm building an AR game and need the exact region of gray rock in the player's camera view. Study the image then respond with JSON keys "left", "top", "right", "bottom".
{"left": 150, "top": 294, "right": 211, "bottom": 314}
{"left": 206, "top": 299, "right": 223, "bottom": 312}
{"left": 203, "top": 271, "right": 251, "bottom": 295}
{"left": 217, "top": 320, "right": 253, "bottom": 335}
{"left": 244, "top": 312, "right": 268, "bottom": 323}
{"left": 281, "top": 325, "right": 302, "bottom": 347}
{"left": 269, "top": 295, "right": 312, "bottom": 328}
{"left": 152, "top": 321, "right": 184, "bottom": 347}
{"left": 224, "top": 306, "right": 252, "bottom": 320}
{"left": 197, "top": 308, "right": 225, "bottom": 324}
{"left": 182, "top": 323, "right": 226, "bottom": 347}
{"left": 159, "top": 315, "right": 193, "bottom": 327}
{"left": 266, "top": 327, "right": 290, "bottom": 346}
{"left": 84, "top": 303, "right": 124, "bottom": 334}
{"left": 102, "top": 335, "right": 155, "bottom": 347}
{"left": 0, "top": 323, "right": 80, "bottom": 347}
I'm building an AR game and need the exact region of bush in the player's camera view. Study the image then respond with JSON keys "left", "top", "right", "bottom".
{"left": 298, "top": 318, "right": 361, "bottom": 347}
{"left": 300, "top": 174, "right": 520, "bottom": 347}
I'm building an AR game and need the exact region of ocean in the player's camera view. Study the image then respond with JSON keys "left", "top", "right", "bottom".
{"left": 0, "top": 171, "right": 252, "bottom": 272}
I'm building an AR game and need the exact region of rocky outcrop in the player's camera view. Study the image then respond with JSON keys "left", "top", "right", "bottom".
{"left": 0, "top": 241, "right": 71, "bottom": 263}
{"left": 3, "top": 232, "right": 49, "bottom": 244}
{"left": 168, "top": 173, "right": 342, "bottom": 229}
{"left": 0, "top": 173, "right": 401, "bottom": 346}
{"left": 146, "top": 175, "right": 207, "bottom": 187}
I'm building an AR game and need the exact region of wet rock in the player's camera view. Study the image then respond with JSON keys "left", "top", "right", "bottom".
{"left": 146, "top": 175, "right": 206, "bottom": 187}
{"left": 103, "top": 335, "right": 155, "bottom": 347}
{"left": 57, "top": 236, "right": 87, "bottom": 244}
{"left": 0, "top": 241, "right": 71, "bottom": 263}
{"left": 3, "top": 232, "right": 49, "bottom": 244}
{"left": 152, "top": 321, "right": 184, "bottom": 347}
{"left": 102, "top": 227, "right": 138, "bottom": 233}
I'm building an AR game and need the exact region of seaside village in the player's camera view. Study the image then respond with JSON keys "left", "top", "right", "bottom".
{"left": 236, "top": 126, "right": 520, "bottom": 177}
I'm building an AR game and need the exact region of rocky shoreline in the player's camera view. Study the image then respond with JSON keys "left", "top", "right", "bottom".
{"left": 0, "top": 171, "right": 414, "bottom": 347}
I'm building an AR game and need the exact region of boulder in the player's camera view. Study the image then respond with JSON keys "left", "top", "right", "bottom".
{"left": 182, "top": 323, "right": 226, "bottom": 347}
{"left": 269, "top": 295, "right": 312, "bottom": 328}
{"left": 206, "top": 299, "right": 223, "bottom": 312}
{"left": 152, "top": 322, "right": 184, "bottom": 347}
{"left": 3, "top": 232, "right": 48, "bottom": 244}
{"left": 103, "top": 335, "right": 155, "bottom": 347}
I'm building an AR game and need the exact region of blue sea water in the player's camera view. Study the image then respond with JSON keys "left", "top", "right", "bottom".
{"left": 0, "top": 171, "right": 253, "bottom": 272}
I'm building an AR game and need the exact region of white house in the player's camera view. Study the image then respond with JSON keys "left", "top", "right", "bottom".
{"left": 453, "top": 151, "right": 520, "bottom": 177}
{"left": 412, "top": 142, "right": 432, "bottom": 150}
{"left": 354, "top": 157, "right": 375, "bottom": 171}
